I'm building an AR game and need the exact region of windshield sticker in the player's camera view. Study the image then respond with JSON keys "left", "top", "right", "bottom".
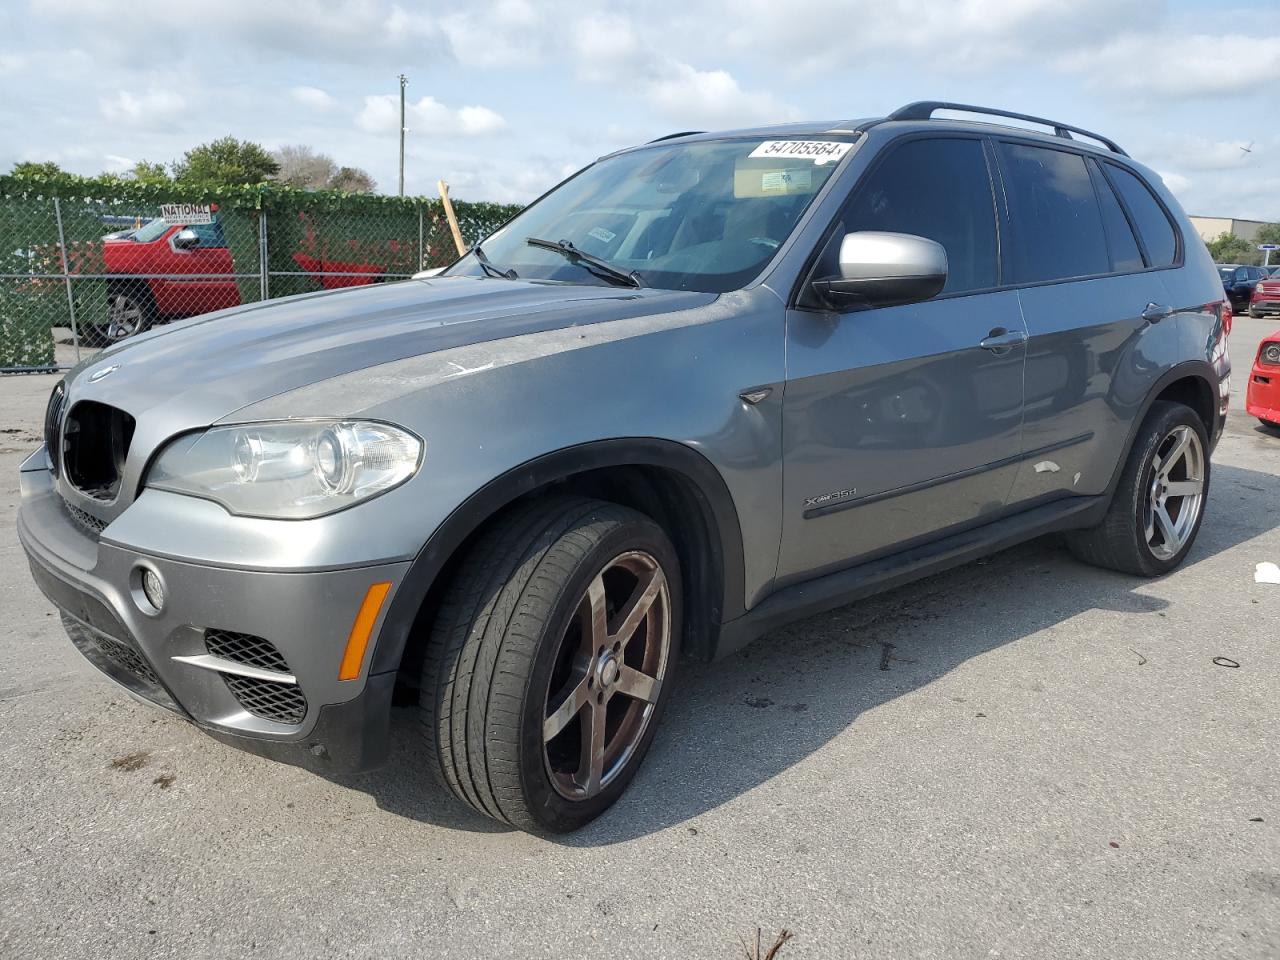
{"left": 587, "top": 226, "right": 617, "bottom": 244}
{"left": 749, "top": 140, "right": 852, "bottom": 165}
{"left": 760, "top": 168, "right": 812, "bottom": 193}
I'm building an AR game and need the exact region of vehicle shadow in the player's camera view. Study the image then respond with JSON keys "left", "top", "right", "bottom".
{"left": 336, "top": 462, "right": 1279, "bottom": 845}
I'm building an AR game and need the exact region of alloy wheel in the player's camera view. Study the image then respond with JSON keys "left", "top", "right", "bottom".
{"left": 107, "top": 294, "right": 144, "bottom": 341}
{"left": 542, "top": 550, "right": 671, "bottom": 800}
{"left": 1144, "top": 424, "right": 1205, "bottom": 561}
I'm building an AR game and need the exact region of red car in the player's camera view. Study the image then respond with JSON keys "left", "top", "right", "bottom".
{"left": 97, "top": 218, "right": 241, "bottom": 344}
{"left": 1246, "top": 330, "right": 1280, "bottom": 429}
{"left": 93, "top": 217, "right": 392, "bottom": 344}
{"left": 1250, "top": 274, "right": 1280, "bottom": 318}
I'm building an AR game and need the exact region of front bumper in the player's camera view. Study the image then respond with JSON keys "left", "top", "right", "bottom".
{"left": 1246, "top": 362, "right": 1280, "bottom": 425}
{"left": 1251, "top": 299, "right": 1280, "bottom": 315}
{"left": 18, "top": 455, "right": 412, "bottom": 775}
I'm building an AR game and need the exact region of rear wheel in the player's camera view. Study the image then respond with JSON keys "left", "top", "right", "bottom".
{"left": 419, "top": 496, "right": 681, "bottom": 833}
{"left": 1066, "top": 401, "right": 1209, "bottom": 576}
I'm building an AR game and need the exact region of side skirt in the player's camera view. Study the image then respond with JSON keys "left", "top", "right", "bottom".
{"left": 713, "top": 494, "right": 1107, "bottom": 659}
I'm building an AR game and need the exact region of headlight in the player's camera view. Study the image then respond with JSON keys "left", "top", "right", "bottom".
{"left": 146, "top": 420, "right": 422, "bottom": 519}
{"left": 1263, "top": 342, "right": 1280, "bottom": 366}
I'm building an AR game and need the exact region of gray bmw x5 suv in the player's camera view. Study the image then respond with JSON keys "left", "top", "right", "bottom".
{"left": 20, "top": 102, "right": 1230, "bottom": 833}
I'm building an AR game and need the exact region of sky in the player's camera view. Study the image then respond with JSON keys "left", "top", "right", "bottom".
{"left": 1, "top": 0, "right": 1277, "bottom": 219}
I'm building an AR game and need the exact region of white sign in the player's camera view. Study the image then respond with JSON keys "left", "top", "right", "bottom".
{"left": 159, "top": 203, "right": 213, "bottom": 225}
{"left": 1259, "top": 243, "right": 1279, "bottom": 251}
{"left": 748, "top": 140, "right": 853, "bottom": 166}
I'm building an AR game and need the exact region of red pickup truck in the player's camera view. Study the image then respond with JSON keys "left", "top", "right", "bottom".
{"left": 93, "top": 218, "right": 392, "bottom": 344}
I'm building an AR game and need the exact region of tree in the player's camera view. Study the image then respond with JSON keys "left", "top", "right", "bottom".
{"left": 1205, "top": 232, "right": 1255, "bottom": 264}
{"left": 10, "top": 160, "right": 62, "bottom": 178}
{"left": 172, "top": 136, "right": 279, "bottom": 187}
{"left": 130, "top": 160, "right": 171, "bottom": 185}
{"left": 1256, "top": 222, "right": 1280, "bottom": 265}
{"left": 329, "top": 166, "right": 376, "bottom": 194}
{"left": 272, "top": 144, "right": 337, "bottom": 190}
{"left": 271, "top": 145, "right": 377, "bottom": 193}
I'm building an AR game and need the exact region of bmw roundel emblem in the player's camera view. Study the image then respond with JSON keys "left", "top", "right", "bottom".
{"left": 88, "top": 364, "right": 120, "bottom": 383}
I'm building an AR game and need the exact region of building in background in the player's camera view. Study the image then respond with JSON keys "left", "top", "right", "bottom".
{"left": 1188, "top": 216, "right": 1269, "bottom": 244}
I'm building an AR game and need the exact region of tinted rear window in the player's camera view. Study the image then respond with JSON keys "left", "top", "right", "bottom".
{"left": 1104, "top": 164, "right": 1178, "bottom": 267}
{"left": 999, "top": 143, "right": 1109, "bottom": 283}
{"left": 1091, "top": 162, "right": 1144, "bottom": 272}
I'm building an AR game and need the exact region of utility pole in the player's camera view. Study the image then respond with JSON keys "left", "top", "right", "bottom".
{"left": 398, "top": 73, "right": 408, "bottom": 197}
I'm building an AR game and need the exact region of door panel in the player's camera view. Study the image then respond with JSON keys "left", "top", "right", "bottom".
{"left": 778, "top": 291, "right": 1027, "bottom": 583}
{"left": 1007, "top": 273, "right": 1168, "bottom": 504}
{"left": 152, "top": 224, "right": 240, "bottom": 316}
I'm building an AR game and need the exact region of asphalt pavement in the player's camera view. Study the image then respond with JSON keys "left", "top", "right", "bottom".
{"left": 1, "top": 316, "right": 1277, "bottom": 959}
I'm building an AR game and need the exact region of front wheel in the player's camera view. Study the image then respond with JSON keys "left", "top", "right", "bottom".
{"left": 1066, "top": 401, "right": 1209, "bottom": 576}
{"left": 419, "top": 496, "right": 682, "bottom": 833}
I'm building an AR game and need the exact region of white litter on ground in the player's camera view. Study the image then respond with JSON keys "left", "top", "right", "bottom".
{"left": 1255, "top": 562, "right": 1280, "bottom": 585}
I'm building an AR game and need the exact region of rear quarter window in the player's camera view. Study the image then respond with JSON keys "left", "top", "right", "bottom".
{"left": 1103, "top": 164, "right": 1179, "bottom": 267}
{"left": 998, "top": 142, "right": 1110, "bottom": 284}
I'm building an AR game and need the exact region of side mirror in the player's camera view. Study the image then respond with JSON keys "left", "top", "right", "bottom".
{"left": 173, "top": 228, "right": 199, "bottom": 250}
{"left": 812, "top": 231, "right": 948, "bottom": 308}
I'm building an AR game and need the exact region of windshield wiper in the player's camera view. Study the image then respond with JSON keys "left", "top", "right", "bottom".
{"left": 525, "top": 237, "right": 643, "bottom": 288}
{"left": 472, "top": 244, "right": 517, "bottom": 280}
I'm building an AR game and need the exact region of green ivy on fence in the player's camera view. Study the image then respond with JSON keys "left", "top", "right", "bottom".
{"left": 0, "top": 173, "right": 524, "bottom": 368}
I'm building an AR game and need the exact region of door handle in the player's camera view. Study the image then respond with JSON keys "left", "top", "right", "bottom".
{"left": 979, "top": 327, "right": 1027, "bottom": 354}
{"left": 1141, "top": 302, "right": 1174, "bottom": 324}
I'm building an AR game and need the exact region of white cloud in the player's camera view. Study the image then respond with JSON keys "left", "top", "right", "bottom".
{"left": 440, "top": 0, "right": 542, "bottom": 67}
{"left": 1059, "top": 34, "right": 1280, "bottom": 99}
{"left": 647, "top": 62, "right": 796, "bottom": 126}
{"left": 0, "top": 53, "right": 25, "bottom": 73}
{"left": 721, "top": 0, "right": 1150, "bottom": 73}
{"left": 102, "top": 153, "right": 134, "bottom": 172}
{"left": 291, "top": 86, "right": 336, "bottom": 111}
{"left": 1152, "top": 136, "right": 1265, "bottom": 173}
{"left": 33, "top": 0, "right": 446, "bottom": 62}
{"left": 570, "top": 12, "right": 796, "bottom": 125}
{"left": 99, "top": 89, "right": 186, "bottom": 125}
{"left": 357, "top": 94, "right": 507, "bottom": 137}
{"left": 1157, "top": 171, "right": 1191, "bottom": 195}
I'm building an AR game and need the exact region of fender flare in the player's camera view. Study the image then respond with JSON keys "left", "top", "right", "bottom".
{"left": 1103, "top": 359, "right": 1220, "bottom": 501}
{"left": 369, "top": 438, "right": 747, "bottom": 675}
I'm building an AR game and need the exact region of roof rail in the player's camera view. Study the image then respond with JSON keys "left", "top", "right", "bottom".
{"left": 882, "top": 101, "right": 1128, "bottom": 156}
{"left": 648, "top": 130, "right": 705, "bottom": 143}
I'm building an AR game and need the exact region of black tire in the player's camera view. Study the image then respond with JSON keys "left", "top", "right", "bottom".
{"left": 1249, "top": 307, "right": 1262, "bottom": 319}
{"left": 419, "top": 495, "right": 682, "bottom": 833}
{"left": 1260, "top": 418, "right": 1280, "bottom": 431}
{"left": 1066, "top": 401, "right": 1209, "bottom": 576}
{"left": 83, "top": 284, "right": 155, "bottom": 346}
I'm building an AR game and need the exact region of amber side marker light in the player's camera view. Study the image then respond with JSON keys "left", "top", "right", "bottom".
{"left": 339, "top": 581, "right": 393, "bottom": 681}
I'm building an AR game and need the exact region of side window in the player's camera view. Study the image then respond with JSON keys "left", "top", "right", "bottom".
{"left": 1104, "top": 164, "right": 1178, "bottom": 267}
{"left": 837, "top": 137, "right": 998, "bottom": 294}
{"left": 1235, "top": 267, "right": 1249, "bottom": 283}
{"left": 1089, "top": 161, "right": 1144, "bottom": 272}
{"left": 187, "top": 222, "right": 227, "bottom": 248}
{"left": 998, "top": 142, "right": 1109, "bottom": 283}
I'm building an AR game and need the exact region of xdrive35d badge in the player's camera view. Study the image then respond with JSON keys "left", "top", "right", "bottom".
{"left": 18, "top": 101, "right": 1229, "bottom": 833}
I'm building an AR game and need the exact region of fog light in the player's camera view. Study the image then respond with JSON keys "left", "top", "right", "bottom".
{"left": 141, "top": 569, "right": 165, "bottom": 611}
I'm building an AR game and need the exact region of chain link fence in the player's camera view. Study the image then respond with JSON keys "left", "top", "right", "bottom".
{"left": 0, "top": 176, "right": 522, "bottom": 373}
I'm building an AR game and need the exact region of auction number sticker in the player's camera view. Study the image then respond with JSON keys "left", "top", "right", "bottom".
{"left": 159, "top": 203, "right": 214, "bottom": 225}
{"left": 748, "top": 140, "right": 852, "bottom": 165}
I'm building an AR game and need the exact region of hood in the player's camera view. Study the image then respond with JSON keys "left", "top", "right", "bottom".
{"left": 69, "top": 276, "right": 714, "bottom": 426}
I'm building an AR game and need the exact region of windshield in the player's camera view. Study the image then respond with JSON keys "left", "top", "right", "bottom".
{"left": 449, "top": 138, "right": 852, "bottom": 293}
{"left": 132, "top": 218, "right": 170, "bottom": 243}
